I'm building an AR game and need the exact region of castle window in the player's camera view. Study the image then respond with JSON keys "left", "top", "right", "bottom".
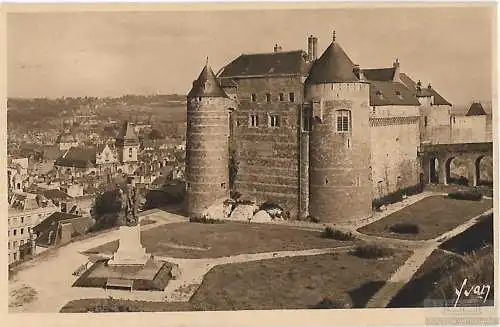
{"left": 129, "top": 148, "right": 133, "bottom": 157}
{"left": 289, "top": 92, "right": 295, "bottom": 103}
{"left": 20, "top": 240, "right": 24, "bottom": 246}
{"left": 336, "top": 110, "right": 351, "bottom": 132}
{"left": 249, "top": 114, "right": 259, "bottom": 128}
{"left": 20, "top": 228, "right": 24, "bottom": 235}
{"left": 221, "top": 182, "right": 226, "bottom": 189}
{"left": 13, "top": 229, "right": 17, "bottom": 236}
{"left": 269, "top": 114, "right": 280, "bottom": 128}
{"left": 21, "top": 217, "right": 24, "bottom": 223}
{"left": 424, "top": 116, "right": 428, "bottom": 127}
{"left": 251, "top": 93, "right": 257, "bottom": 102}
{"left": 266, "top": 93, "right": 271, "bottom": 103}
{"left": 372, "top": 107, "right": 376, "bottom": 114}
{"left": 8, "top": 242, "right": 10, "bottom": 250}
{"left": 325, "top": 177, "right": 329, "bottom": 185}
{"left": 279, "top": 93, "right": 284, "bottom": 102}
{"left": 13, "top": 252, "right": 17, "bottom": 261}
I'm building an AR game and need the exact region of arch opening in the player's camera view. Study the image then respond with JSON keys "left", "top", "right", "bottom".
{"left": 429, "top": 157, "right": 439, "bottom": 184}
{"left": 446, "top": 156, "right": 469, "bottom": 186}
{"left": 476, "top": 155, "right": 493, "bottom": 187}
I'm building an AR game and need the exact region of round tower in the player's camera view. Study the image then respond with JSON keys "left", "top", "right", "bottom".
{"left": 186, "top": 62, "right": 231, "bottom": 218}
{"left": 304, "top": 32, "right": 372, "bottom": 223}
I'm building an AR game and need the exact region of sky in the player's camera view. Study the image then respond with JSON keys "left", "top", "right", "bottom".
{"left": 6, "top": 5, "right": 496, "bottom": 106}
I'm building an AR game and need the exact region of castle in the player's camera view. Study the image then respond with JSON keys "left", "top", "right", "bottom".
{"left": 185, "top": 31, "right": 489, "bottom": 223}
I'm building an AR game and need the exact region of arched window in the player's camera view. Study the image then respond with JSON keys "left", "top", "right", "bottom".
{"left": 336, "top": 110, "right": 351, "bottom": 132}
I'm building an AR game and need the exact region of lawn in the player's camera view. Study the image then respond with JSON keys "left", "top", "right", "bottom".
{"left": 60, "top": 249, "right": 411, "bottom": 312}
{"left": 189, "top": 250, "right": 411, "bottom": 310}
{"left": 358, "top": 196, "right": 493, "bottom": 240}
{"left": 84, "top": 222, "right": 350, "bottom": 259}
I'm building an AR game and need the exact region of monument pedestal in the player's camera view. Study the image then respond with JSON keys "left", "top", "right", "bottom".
{"left": 108, "top": 224, "right": 149, "bottom": 266}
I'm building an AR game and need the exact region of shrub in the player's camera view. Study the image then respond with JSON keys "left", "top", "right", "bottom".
{"left": 389, "top": 223, "right": 420, "bottom": 234}
{"left": 352, "top": 244, "right": 395, "bottom": 259}
{"left": 189, "top": 216, "right": 225, "bottom": 224}
{"left": 448, "top": 190, "right": 483, "bottom": 201}
{"left": 322, "top": 227, "right": 356, "bottom": 241}
{"left": 311, "top": 297, "right": 348, "bottom": 309}
{"left": 308, "top": 215, "right": 320, "bottom": 223}
{"left": 372, "top": 184, "right": 423, "bottom": 209}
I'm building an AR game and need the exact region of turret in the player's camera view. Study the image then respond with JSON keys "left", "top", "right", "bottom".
{"left": 303, "top": 31, "right": 372, "bottom": 223}
{"left": 185, "top": 60, "right": 231, "bottom": 218}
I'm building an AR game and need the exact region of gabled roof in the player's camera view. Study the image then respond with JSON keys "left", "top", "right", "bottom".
{"left": 399, "top": 73, "right": 451, "bottom": 106}
{"left": 43, "top": 145, "right": 63, "bottom": 161}
{"left": 305, "top": 40, "right": 359, "bottom": 85}
{"left": 42, "top": 188, "right": 72, "bottom": 201}
{"left": 219, "top": 50, "right": 309, "bottom": 78}
{"left": 54, "top": 146, "right": 96, "bottom": 168}
{"left": 33, "top": 212, "right": 93, "bottom": 247}
{"left": 188, "top": 64, "right": 228, "bottom": 98}
{"left": 362, "top": 67, "right": 396, "bottom": 81}
{"left": 369, "top": 81, "right": 421, "bottom": 106}
{"left": 466, "top": 102, "right": 487, "bottom": 116}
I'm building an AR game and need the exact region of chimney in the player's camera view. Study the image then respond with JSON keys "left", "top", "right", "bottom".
{"left": 274, "top": 44, "right": 281, "bottom": 53}
{"left": 417, "top": 80, "right": 422, "bottom": 92}
{"left": 427, "top": 83, "right": 432, "bottom": 89}
{"left": 392, "top": 58, "right": 401, "bottom": 83}
{"left": 353, "top": 64, "right": 361, "bottom": 79}
{"left": 312, "top": 36, "right": 318, "bottom": 60}
{"left": 307, "top": 35, "right": 314, "bottom": 61}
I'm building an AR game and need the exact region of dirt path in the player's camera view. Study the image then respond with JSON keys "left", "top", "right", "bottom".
{"left": 8, "top": 210, "right": 187, "bottom": 313}
{"left": 8, "top": 194, "right": 492, "bottom": 312}
{"left": 365, "top": 208, "right": 493, "bottom": 308}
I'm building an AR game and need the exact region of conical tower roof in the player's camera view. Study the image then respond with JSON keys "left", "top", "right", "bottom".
{"left": 117, "top": 121, "right": 138, "bottom": 141}
{"left": 188, "top": 62, "right": 228, "bottom": 98}
{"left": 305, "top": 33, "right": 359, "bottom": 85}
{"left": 466, "top": 102, "right": 487, "bottom": 116}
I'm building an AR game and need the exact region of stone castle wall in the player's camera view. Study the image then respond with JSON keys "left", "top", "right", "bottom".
{"left": 306, "top": 82, "right": 372, "bottom": 223}
{"left": 185, "top": 96, "right": 230, "bottom": 218}
{"left": 370, "top": 116, "right": 421, "bottom": 199}
{"left": 231, "top": 76, "right": 303, "bottom": 217}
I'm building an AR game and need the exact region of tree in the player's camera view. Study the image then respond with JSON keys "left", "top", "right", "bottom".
{"left": 90, "top": 188, "right": 123, "bottom": 232}
{"left": 148, "top": 128, "right": 164, "bottom": 140}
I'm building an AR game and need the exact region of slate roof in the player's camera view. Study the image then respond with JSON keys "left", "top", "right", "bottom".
{"left": 116, "top": 121, "right": 139, "bottom": 142}
{"left": 33, "top": 212, "right": 93, "bottom": 247}
{"left": 42, "top": 145, "right": 63, "bottom": 161}
{"left": 218, "top": 50, "right": 309, "bottom": 78}
{"left": 54, "top": 146, "right": 97, "bottom": 168}
{"left": 305, "top": 41, "right": 359, "bottom": 85}
{"left": 362, "top": 67, "right": 396, "bottom": 81}
{"left": 466, "top": 102, "right": 487, "bottom": 116}
{"left": 399, "top": 73, "right": 451, "bottom": 106}
{"left": 369, "top": 81, "right": 421, "bottom": 106}
{"left": 188, "top": 64, "right": 228, "bottom": 98}
{"left": 42, "top": 189, "right": 72, "bottom": 201}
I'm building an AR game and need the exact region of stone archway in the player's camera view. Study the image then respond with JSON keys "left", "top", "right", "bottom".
{"left": 429, "top": 157, "right": 439, "bottom": 184}
{"left": 475, "top": 155, "right": 493, "bottom": 186}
